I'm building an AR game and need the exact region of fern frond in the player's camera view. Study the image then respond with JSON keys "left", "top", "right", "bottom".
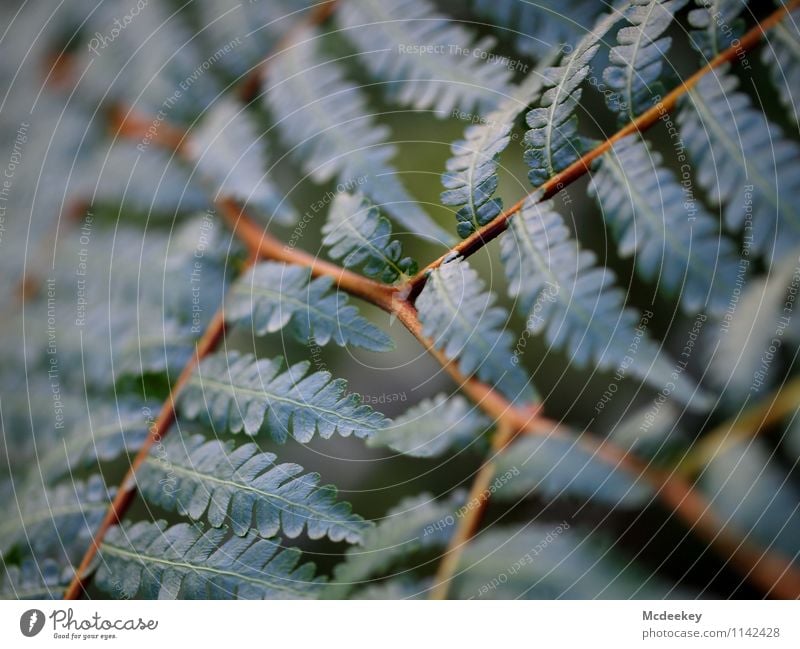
{"left": 454, "top": 525, "right": 680, "bottom": 598}
{"left": 762, "top": 8, "right": 800, "bottom": 128}
{"left": 265, "top": 26, "right": 453, "bottom": 243}
{"left": 417, "top": 258, "right": 537, "bottom": 403}
{"left": 336, "top": 0, "right": 513, "bottom": 116}
{"left": 472, "top": 0, "right": 605, "bottom": 59}
{"left": 96, "top": 521, "right": 324, "bottom": 599}
{"left": 179, "top": 351, "right": 388, "bottom": 442}
{"left": 494, "top": 434, "right": 653, "bottom": 507}
{"left": 328, "top": 492, "right": 465, "bottom": 597}
{"left": 227, "top": 261, "right": 393, "bottom": 351}
{"left": 139, "top": 434, "right": 370, "bottom": 543}
{"left": 0, "top": 559, "right": 72, "bottom": 600}
{"left": 603, "top": 0, "right": 687, "bottom": 121}
{"left": 186, "top": 98, "right": 296, "bottom": 224}
{"left": 0, "top": 476, "right": 113, "bottom": 560}
{"left": 322, "top": 192, "right": 417, "bottom": 283}
{"left": 501, "top": 197, "right": 705, "bottom": 406}
{"left": 196, "top": 0, "right": 316, "bottom": 77}
{"left": 707, "top": 250, "right": 800, "bottom": 400}
{"left": 80, "top": 2, "right": 219, "bottom": 121}
{"left": 367, "top": 394, "right": 490, "bottom": 458}
{"left": 525, "top": 6, "right": 625, "bottom": 186}
{"left": 589, "top": 133, "right": 741, "bottom": 316}
{"left": 688, "top": 0, "right": 745, "bottom": 58}
{"left": 607, "top": 402, "right": 688, "bottom": 461}
{"left": 442, "top": 67, "right": 551, "bottom": 238}
{"left": 78, "top": 143, "right": 209, "bottom": 215}
{"left": 678, "top": 66, "right": 800, "bottom": 260}
{"left": 700, "top": 440, "right": 800, "bottom": 560}
{"left": 33, "top": 402, "right": 151, "bottom": 485}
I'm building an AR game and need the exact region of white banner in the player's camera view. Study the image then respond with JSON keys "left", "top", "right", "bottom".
{"left": 0, "top": 600, "right": 798, "bottom": 648}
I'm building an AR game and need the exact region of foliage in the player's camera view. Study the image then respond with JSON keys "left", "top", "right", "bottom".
{"left": 1, "top": 0, "right": 799, "bottom": 603}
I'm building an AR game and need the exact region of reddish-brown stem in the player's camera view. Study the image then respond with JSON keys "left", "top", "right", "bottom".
{"left": 405, "top": 0, "right": 800, "bottom": 300}
{"left": 63, "top": 308, "right": 229, "bottom": 599}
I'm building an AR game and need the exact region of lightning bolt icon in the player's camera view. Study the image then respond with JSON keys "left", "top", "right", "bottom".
{"left": 28, "top": 611, "right": 38, "bottom": 632}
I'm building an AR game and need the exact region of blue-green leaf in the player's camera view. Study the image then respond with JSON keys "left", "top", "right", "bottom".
{"left": 367, "top": 393, "right": 490, "bottom": 458}
{"left": 323, "top": 193, "right": 418, "bottom": 283}
{"left": 501, "top": 197, "right": 706, "bottom": 407}
{"left": 179, "top": 351, "right": 388, "bottom": 442}
{"left": 603, "top": 0, "right": 688, "bottom": 122}
{"left": 417, "top": 258, "right": 537, "bottom": 403}
{"left": 678, "top": 66, "right": 800, "bottom": 261}
{"left": 589, "top": 134, "right": 742, "bottom": 317}
{"left": 96, "top": 521, "right": 324, "bottom": 599}
{"left": 139, "top": 434, "right": 370, "bottom": 543}
{"left": 226, "top": 261, "right": 394, "bottom": 351}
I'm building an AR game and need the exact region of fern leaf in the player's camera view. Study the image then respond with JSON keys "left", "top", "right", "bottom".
{"left": 494, "top": 434, "right": 653, "bottom": 507}
{"left": 33, "top": 402, "right": 151, "bottom": 485}
{"left": 762, "top": 8, "right": 800, "bottom": 128}
{"left": 139, "top": 434, "right": 370, "bottom": 543}
{"left": 417, "top": 258, "right": 537, "bottom": 403}
{"left": 472, "top": 0, "right": 606, "bottom": 59}
{"left": 226, "top": 261, "right": 393, "bottom": 351}
{"left": 322, "top": 193, "right": 417, "bottom": 283}
{"left": 179, "top": 351, "right": 388, "bottom": 442}
{"left": 0, "top": 559, "right": 72, "bottom": 600}
{"left": 589, "top": 133, "right": 742, "bottom": 316}
{"left": 607, "top": 402, "right": 689, "bottom": 461}
{"left": 336, "top": 0, "right": 513, "bottom": 116}
{"left": 186, "top": 98, "right": 296, "bottom": 224}
{"left": 196, "top": 0, "right": 316, "bottom": 77}
{"left": 678, "top": 66, "right": 800, "bottom": 260}
{"left": 265, "top": 26, "right": 453, "bottom": 244}
{"left": 525, "top": 6, "right": 626, "bottom": 186}
{"left": 0, "top": 476, "right": 113, "bottom": 560}
{"left": 707, "top": 250, "right": 800, "bottom": 400}
{"left": 327, "top": 492, "right": 465, "bottom": 597}
{"left": 78, "top": 143, "right": 209, "bottom": 215}
{"left": 501, "top": 197, "right": 706, "bottom": 406}
{"left": 367, "top": 394, "right": 490, "bottom": 458}
{"left": 700, "top": 440, "right": 800, "bottom": 560}
{"left": 442, "top": 67, "right": 552, "bottom": 238}
{"left": 603, "top": 0, "right": 688, "bottom": 121}
{"left": 454, "top": 525, "right": 680, "bottom": 598}
{"left": 96, "top": 521, "right": 324, "bottom": 599}
{"left": 688, "top": 0, "right": 745, "bottom": 58}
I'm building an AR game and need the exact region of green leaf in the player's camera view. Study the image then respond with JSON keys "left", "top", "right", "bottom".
{"left": 417, "top": 258, "right": 537, "bottom": 403}
{"left": 762, "top": 8, "right": 800, "bottom": 128}
{"left": 179, "top": 351, "right": 388, "bottom": 442}
{"left": 96, "top": 520, "right": 324, "bottom": 599}
{"left": 139, "top": 434, "right": 371, "bottom": 543}
{"left": 367, "top": 393, "right": 490, "bottom": 458}
{"left": 227, "top": 261, "right": 394, "bottom": 351}
{"left": 322, "top": 193, "right": 418, "bottom": 283}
